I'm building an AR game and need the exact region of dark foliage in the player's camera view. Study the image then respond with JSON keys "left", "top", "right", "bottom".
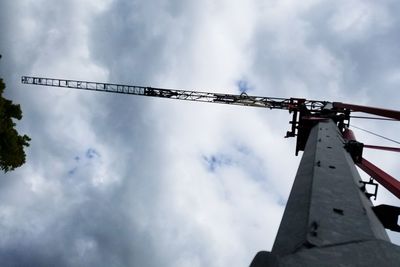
{"left": 0, "top": 78, "right": 31, "bottom": 172}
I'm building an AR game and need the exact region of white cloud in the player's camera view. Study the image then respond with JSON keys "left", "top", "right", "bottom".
{"left": 328, "top": 1, "right": 393, "bottom": 40}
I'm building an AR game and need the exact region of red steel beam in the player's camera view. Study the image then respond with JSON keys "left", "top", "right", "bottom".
{"left": 333, "top": 102, "right": 400, "bottom": 121}
{"left": 357, "top": 158, "right": 400, "bottom": 199}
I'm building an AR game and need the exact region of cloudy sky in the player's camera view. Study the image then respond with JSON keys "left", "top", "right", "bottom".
{"left": 0, "top": 0, "right": 399, "bottom": 266}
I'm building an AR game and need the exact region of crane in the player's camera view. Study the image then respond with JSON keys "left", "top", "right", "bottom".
{"left": 22, "top": 76, "right": 400, "bottom": 266}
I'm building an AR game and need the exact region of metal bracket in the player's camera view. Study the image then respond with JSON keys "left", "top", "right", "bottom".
{"left": 372, "top": 205, "right": 400, "bottom": 232}
{"left": 360, "top": 177, "right": 378, "bottom": 200}
{"left": 344, "top": 140, "right": 364, "bottom": 163}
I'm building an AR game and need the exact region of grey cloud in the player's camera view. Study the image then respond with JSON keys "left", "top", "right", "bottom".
{"left": 303, "top": 2, "right": 400, "bottom": 106}
{"left": 88, "top": 0, "right": 194, "bottom": 84}
{"left": 0, "top": 182, "right": 163, "bottom": 266}
{"left": 249, "top": 1, "right": 400, "bottom": 109}
{"left": 1, "top": 0, "right": 400, "bottom": 266}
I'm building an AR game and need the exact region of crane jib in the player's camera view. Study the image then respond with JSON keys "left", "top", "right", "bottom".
{"left": 21, "top": 76, "right": 329, "bottom": 111}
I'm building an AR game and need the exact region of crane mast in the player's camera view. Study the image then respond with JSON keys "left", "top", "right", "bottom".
{"left": 21, "top": 75, "right": 400, "bottom": 266}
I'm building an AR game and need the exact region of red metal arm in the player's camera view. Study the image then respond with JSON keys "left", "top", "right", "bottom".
{"left": 333, "top": 102, "right": 400, "bottom": 121}
{"left": 343, "top": 128, "right": 400, "bottom": 198}
{"left": 356, "top": 158, "right": 400, "bottom": 199}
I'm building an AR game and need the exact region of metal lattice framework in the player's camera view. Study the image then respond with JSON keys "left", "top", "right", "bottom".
{"left": 21, "top": 76, "right": 329, "bottom": 111}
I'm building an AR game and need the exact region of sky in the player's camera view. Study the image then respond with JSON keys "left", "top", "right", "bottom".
{"left": 0, "top": 0, "right": 399, "bottom": 266}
